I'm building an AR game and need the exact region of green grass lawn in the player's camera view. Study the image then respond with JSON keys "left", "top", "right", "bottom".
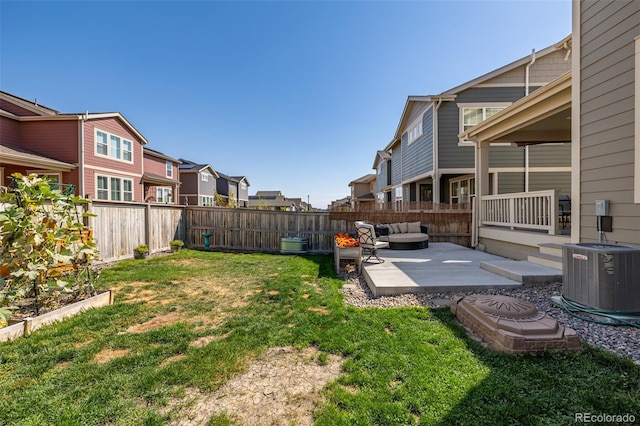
{"left": 1, "top": 250, "right": 638, "bottom": 425}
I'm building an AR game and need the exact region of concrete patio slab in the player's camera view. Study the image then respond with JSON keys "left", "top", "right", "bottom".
{"left": 362, "top": 242, "right": 522, "bottom": 297}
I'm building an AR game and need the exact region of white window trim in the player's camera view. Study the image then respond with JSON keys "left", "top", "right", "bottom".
{"left": 635, "top": 35, "right": 640, "bottom": 203}
{"left": 201, "top": 195, "right": 214, "bottom": 206}
{"left": 156, "top": 187, "right": 172, "bottom": 203}
{"left": 94, "top": 128, "right": 134, "bottom": 164}
{"left": 407, "top": 115, "right": 424, "bottom": 145}
{"left": 201, "top": 173, "right": 209, "bottom": 182}
{"left": 166, "top": 161, "right": 173, "bottom": 178}
{"left": 26, "top": 170, "right": 62, "bottom": 183}
{"left": 95, "top": 174, "right": 134, "bottom": 202}
{"left": 457, "top": 102, "right": 511, "bottom": 145}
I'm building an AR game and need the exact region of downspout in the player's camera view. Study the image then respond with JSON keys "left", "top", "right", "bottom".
{"left": 433, "top": 98, "right": 443, "bottom": 204}
{"left": 80, "top": 111, "right": 88, "bottom": 197}
{"left": 525, "top": 145, "right": 530, "bottom": 192}
{"left": 525, "top": 48, "right": 536, "bottom": 96}
{"left": 524, "top": 49, "right": 535, "bottom": 194}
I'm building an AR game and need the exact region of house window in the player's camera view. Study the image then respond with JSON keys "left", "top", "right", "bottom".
{"left": 156, "top": 187, "right": 171, "bottom": 203}
{"left": 110, "top": 177, "right": 121, "bottom": 201}
{"left": 449, "top": 175, "right": 476, "bottom": 204}
{"left": 96, "top": 175, "right": 133, "bottom": 201}
{"left": 202, "top": 195, "right": 214, "bottom": 206}
{"left": 166, "top": 161, "right": 173, "bottom": 178}
{"left": 96, "top": 131, "right": 108, "bottom": 155}
{"left": 462, "top": 107, "right": 505, "bottom": 132}
{"left": 123, "top": 140, "right": 132, "bottom": 162}
{"left": 123, "top": 179, "right": 133, "bottom": 201}
{"left": 201, "top": 173, "right": 209, "bottom": 182}
{"left": 457, "top": 103, "right": 511, "bottom": 144}
{"left": 407, "top": 117, "right": 423, "bottom": 144}
{"left": 95, "top": 128, "right": 134, "bottom": 163}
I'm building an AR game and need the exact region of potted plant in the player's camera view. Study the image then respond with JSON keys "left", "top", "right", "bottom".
{"left": 133, "top": 244, "right": 149, "bottom": 259}
{"left": 170, "top": 239, "right": 184, "bottom": 252}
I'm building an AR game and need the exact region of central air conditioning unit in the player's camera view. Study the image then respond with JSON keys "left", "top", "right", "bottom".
{"left": 562, "top": 243, "right": 640, "bottom": 313}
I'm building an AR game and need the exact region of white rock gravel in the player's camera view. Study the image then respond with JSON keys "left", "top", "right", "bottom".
{"left": 338, "top": 266, "right": 640, "bottom": 365}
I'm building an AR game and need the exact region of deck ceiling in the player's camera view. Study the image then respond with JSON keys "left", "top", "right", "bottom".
{"left": 462, "top": 71, "right": 571, "bottom": 145}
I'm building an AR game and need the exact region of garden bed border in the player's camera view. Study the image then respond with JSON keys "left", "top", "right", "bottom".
{"left": 0, "top": 289, "right": 114, "bottom": 343}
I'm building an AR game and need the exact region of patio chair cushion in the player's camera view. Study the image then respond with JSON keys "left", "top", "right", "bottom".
{"left": 407, "top": 221, "right": 421, "bottom": 233}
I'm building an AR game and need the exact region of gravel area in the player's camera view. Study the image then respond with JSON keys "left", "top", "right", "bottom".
{"left": 337, "top": 264, "right": 640, "bottom": 365}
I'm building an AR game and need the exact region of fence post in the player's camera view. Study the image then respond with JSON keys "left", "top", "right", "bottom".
{"left": 145, "top": 202, "right": 151, "bottom": 250}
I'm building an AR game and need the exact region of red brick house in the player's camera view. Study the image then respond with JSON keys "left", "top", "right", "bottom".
{"left": 0, "top": 91, "right": 180, "bottom": 203}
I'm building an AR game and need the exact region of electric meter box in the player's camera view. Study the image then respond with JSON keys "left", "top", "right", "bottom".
{"left": 595, "top": 199, "right": 609, "bottom": 216}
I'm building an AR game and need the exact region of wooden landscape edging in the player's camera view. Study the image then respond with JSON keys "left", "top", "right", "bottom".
{"left": 0, "top": 289, "right": 114, "bottom": 343}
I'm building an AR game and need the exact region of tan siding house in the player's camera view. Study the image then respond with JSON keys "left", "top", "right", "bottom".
{"left": 575, "top": 0, "right": 640, "bottom": 245}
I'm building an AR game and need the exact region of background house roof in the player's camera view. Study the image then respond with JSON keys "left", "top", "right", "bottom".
{"left": 0, "top": 144, "right": 77, "bottom": 171}
{"left": 349, "top": 174, "right": 376, "bottom": 186}
{"left": 178, "top": 158, "right": 219, "bottom": 177}
{"left": 144, "top": 147, "right": 181, "bottom": 163}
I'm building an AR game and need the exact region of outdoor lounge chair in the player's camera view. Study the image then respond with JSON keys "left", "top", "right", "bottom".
{"left": 559, "top": 195, "right": 571, "bottom": 229}
{"left": 356, "top": 222, "right": 389, "bottom": 264}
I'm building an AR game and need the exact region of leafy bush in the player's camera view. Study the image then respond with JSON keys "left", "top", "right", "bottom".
{"left": 0, "top": 173, "right": 99, "bottom": 316}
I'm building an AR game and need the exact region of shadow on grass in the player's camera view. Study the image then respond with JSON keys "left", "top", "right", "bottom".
{"left": 428, "top": 309, "right": 640, "bottom": 425}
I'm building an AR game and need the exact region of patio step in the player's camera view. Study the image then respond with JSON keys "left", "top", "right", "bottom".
{"left": 480, "top": 260, "right": 562, "bottom": 285}
{"left": 528, "top": 251, "right": 563, "bottom": 270}
{"left": 538, "top": 243, "right": 564, "bottom": 258}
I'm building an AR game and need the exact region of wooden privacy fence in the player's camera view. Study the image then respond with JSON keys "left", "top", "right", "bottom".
{"left": 186, "top": 207, "right": 350, "bottom": 253}
{"left": 329, "top": 210, "right": 472, "bottom": 247}
{"left": 88, "top": 202, "right": 184, "bottom": 262}
{"left": 83, "top": 204, "right": 472, "bottom": 261}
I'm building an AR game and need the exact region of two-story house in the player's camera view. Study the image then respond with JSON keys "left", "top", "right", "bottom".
{"left": 348, "top": 174, "right": 376, "bottom": 210}
{"left": 216, "top": 173, "right": 250, "bottom": 207}
{"left": 248, "top": 190, "right": 304, "bottom": 211}
{"left": 1, "top": 91, "right": 150, "bottom": 202}
{"left": 178, "top": 158, "right": 219, "bottom": 206}
{"left": 459, "top": 1, "right": 640, "bottom": 266}
{"left": 142, "top": 147, "right": 181, "bottom": 203}
{"left": 374, "top": 37, "right": 572, "bottom": 208}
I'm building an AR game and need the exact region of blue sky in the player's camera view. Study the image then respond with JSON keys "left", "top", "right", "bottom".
{"left": 1, "top": 0, "right": 572, "bottom": 208}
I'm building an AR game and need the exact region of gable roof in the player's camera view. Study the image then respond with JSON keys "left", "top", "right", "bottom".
{"left": 230, "top": 176, "right": 250, "bottom": 186}
{"left": 0, "top": 91, "right": 59, "bottom": 116}
{"left": 390, "top": 36, "right": 571, "bottom": 142}
{"left": 0, "top": 91, "right": 149, "bottom": 145}
{"left": 144, "top": 147, "right": 181, "bottom": 163}
{"left": 178, "top": 158, "right": 219, "bottom": 177}
{"left": 349, "top": 174, "right": 376, "bottom": 186}
{"left": 372, "top": 150, "right": 392, "bottom": 169}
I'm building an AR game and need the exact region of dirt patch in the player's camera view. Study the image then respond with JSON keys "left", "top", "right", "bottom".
{"left": 93, "top": 348, "right": 130, "bottom": 364}
{"left": 160, "top": 354, "right": 187, "bottom": 367}
{"left": 168, "top": 346, "right": 343, "bottom": 426}
{"left": 127, "top": 311, "right": 186, "bottom": 333}
{"left": 189, "top": 331, "right": 233, "bottom": 348}
{"left": 307, "top": 307, "right": 330, "bottom": 315}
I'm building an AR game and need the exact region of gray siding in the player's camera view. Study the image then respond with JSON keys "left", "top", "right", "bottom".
{"left": 497, "top": 172, "right": 525, "bottom": 194}
{"left": 200, "top": 175, "right": 217, "bottom": 199}
{"left": 439, "top": 87, "right": 530, "bottom": 169}
{"left": 489, "top": 145, "right": 525, "bottom": 168}
{"left": 376, "top": 162, "right": 387, "bottom": 193}
{"left": 529, "top": 172, "right": 571, "bottom": 194}
{"left": 391, "top": 142, "right": 402, "bottom": 185}
{"left": 580, "top": 0, "right": 640, "bottom": 244}
{"left": 402, "top": 108, "right": 434, "bottom": 180}
{"left": 529, "top": 143, "right": 571, "bottom": 167}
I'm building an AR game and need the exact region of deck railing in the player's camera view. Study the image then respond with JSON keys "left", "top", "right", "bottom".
{"left": 480, "top": 189, "right": 560, "bottom": 235}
